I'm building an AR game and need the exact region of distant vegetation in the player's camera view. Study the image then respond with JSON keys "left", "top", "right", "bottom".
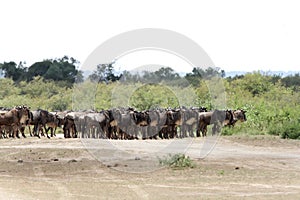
{"left": 1, "top": 57, "right": 300, "bottom": 139}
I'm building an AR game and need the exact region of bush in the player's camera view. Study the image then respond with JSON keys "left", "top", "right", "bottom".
{"left": 221, "top": 127, "right": 235, "bottom": 136}
{"left": 280, "top": 121, "right": 300, "bottom": 139}
{"left": 158, "top": 154, "right": 195, "bottom": 169}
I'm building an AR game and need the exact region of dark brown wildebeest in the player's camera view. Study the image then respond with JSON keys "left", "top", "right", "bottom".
{"left": 181, "top": 107, "right": 207, "bottom": 138}
{"left": 159, "top": 108, "right": 183, "bottom": 139}
{"left": 46, "top": 112, "right": 64, "bottom": 137}
{"left": 80, "top": 111, "right": 109, "bottom": 139}
{"left": 0, "top": 106, "right": 31, "bottom": 138}
{"left": 31, "top": 109, "right": 60, "bottom": 138}
{"left": 197, "top": 109, "right": 235, "bottom": 137}
{"left": 113, "top": 108, "right": 136, "bottom": 139}
{"left": 63, "top": 115, "right": 78, "bottom": 138}
{"left": 147, "top": 108, "right": 168, "bottom": 139}
{"left": 132, "top": 110, "right": 151, "bottom": 139}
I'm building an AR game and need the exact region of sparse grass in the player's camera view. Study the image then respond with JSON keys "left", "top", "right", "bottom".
{"left": 158, "top": 153, "right": 195, "bottom": 169}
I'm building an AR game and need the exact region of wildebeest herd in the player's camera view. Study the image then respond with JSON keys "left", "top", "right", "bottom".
{"left": 0, "top": 105, "right": 246, "bottom": 139}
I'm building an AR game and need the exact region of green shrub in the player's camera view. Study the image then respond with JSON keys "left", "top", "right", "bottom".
{"left": 221, "top": 127, "right": 235, "bottom": 136}
{"left": 267, "top": 122, "right": 282, "bottom": 136}
{"left": 280, "top": 121, "right": 300, "bottom": 139}
{"left": 158, "top": 154, "right": 195, "bottom": 169}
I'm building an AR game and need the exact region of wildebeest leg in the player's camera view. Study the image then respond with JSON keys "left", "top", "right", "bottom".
{"left": 158, "top": 128, "right": 163, "bottom": 139}
{"left": 0, "top": 129, "right": 4, "bottom": 139}
{"left": 196, "top": 126, "right": 201, "bottom": 137}
{"left": 43, "top": 125, "right": 50, "bottom": 139}
{"left": 169, "top": 125, "right": 176, "bottom": 139}
{"left": 133, "top": 126, "right": 138, "bottom": 139}
{"left": 202, "top": 125, "right": 207, "bottom": 137}
{"left": 188, "top": 125, "right": 194, "bottom": 137}
{"left": 212, "top": 124, "right": 217, "bottom": 135}
{"left": 141, "top": 126, "right": 147, "bottom": 140}
{"left": 212, "top": 122, "right": 221, "bottom": 135}
{"left": 179, "top": 126, "right": 184, "bottom": 138}
{"left": 52, "top": 127, "right": 57, "bottom": 137}
{"left": 48, "top": 127, "right": 55, "bottom": 137}
{"left": 13, "top": 126, "right": 20, "bottom": 139}
{"left": 162, "top": 127, "right": 168, "bottom": 139}
{"left": 71, "top": 124, "right": 77, "bottom": 138}
{"left": 63, "top": 123, "right": 70, "bottom": 138}
{"left": 107, "top": 126, "right": 112, "bottom": 139}
{"left": 197, "top": 120, "right": 205, "bottom": 137}
{"left": 33, "top": 124, "right": 41, "bottom": 138}
{"left": 148, "top": 126, "right": 157, "bottom": 139}
{"left": 20, "top": 126, "right": 26, "bottom": 138}
{"left": 29, "top": 125, "right": 33, "bottom": 137}
{"left": 63, "top": 126, "right": 68, "bottom": 138}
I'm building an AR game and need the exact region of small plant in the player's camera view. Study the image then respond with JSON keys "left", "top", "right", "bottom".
{"left": 158, "top": 153, "right": 195, "bottom": 169}
{"left": 218, "top": 170, "right": 225, "bottom": 175}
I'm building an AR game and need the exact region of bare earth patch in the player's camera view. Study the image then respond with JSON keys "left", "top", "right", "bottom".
{"left": 0, "top": 135, "right": 299, "bottom": 199}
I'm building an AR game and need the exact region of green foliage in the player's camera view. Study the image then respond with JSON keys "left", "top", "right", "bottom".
{"left": 234, "top": 72, "right": 272, "bottom": 96}
{"left": 0, "top": 77, "right": 72, "bottom": 110}
{"left": 129, "top": 84, "right": 179, "bottom": 110}
{"left": 281, "top": 122, "right": 300, "bottom": 140}
{"left": 224, "top": 71, "right": 300, "bottom": 137}
{"left": 158, "top": 154, "right": 195, "bottom": 169}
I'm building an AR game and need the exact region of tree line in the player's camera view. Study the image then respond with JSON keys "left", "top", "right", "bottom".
{"left": 1, "top": 56, "right": 300, "bottom": 90}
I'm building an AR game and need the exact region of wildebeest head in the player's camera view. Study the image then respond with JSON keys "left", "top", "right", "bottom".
{"left": 15, "top": 105, "right": 31, "bottom": 125}
{"left": 166, "top": 109, "right": 182, "bottom": 125}
{"left": 233, "top": 109, "right": 247, "bottom": 122}
{"left": 132, "top": 111, "right": 150, "bottom": 126}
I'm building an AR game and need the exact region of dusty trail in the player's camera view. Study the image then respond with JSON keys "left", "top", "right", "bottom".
{"left": 0, "top": 135, "right": 299, "bottom": 199}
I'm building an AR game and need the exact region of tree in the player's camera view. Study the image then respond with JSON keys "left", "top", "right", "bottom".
{"left": 0, "top": 61, "right": 27, "bottom": 82}
{"left": 282, "top": 73, "right": 300, "bottom": 91}
{"left": 27, "top": 56, "right": 80, "bottom": 87}
{"left": 153, "top": 67, "right": 180, "bottom": 82}
{"left": 185, "top": 67, "right": 223, "bottom": 86}
{"left": 89, "top": 62, "right": 121, "bottom": 83}
{"left": 235, "top": 72, "right": 272, "bottom": 96}
{"left": 26, "top": 60, "right": 52, "bottom": 81}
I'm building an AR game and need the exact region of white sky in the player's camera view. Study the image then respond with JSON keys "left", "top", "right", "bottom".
{"left": 1, "top": 0, "right": 300, "bottom": 73}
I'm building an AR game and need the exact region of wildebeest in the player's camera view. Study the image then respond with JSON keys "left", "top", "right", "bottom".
{"left": 197, "top": 109, "right": 235, "bottom": 137}
{"left": 31, "top": 109, "right": 61, "bottom": 138}
{"left": 46, "top": 112, "right": 64, "bottom": 137}
{"left": 147, "top": 108, "right": 168, "bottom": 139}
{"left": 0, "top": 106, "right": 31, "bottom": 138}
{"left": 63, "top": 115, "right": 77, "bottom": 138}
{"left": 109, "top": 108, "right": 147, "bottom": 139}
{"left": 181, "top": 107, "right": 207, "bottom": 138}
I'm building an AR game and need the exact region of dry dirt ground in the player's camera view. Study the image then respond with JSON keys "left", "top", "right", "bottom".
{"left": 0, "top": 135, "right": 299, "bottom": 200}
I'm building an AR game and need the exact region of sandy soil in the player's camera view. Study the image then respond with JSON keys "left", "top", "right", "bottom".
{"left": 0, "top": 135, "right": 299, "bottom": 200}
